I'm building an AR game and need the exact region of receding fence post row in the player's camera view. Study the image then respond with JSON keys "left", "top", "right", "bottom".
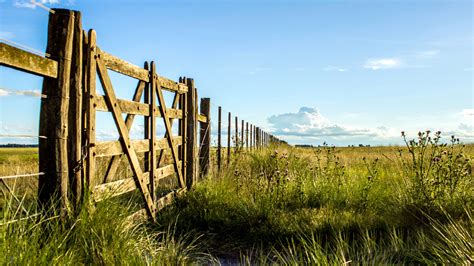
{"left": 199, "top": 98, "right": 211, "bottom": 178}
{"left": 39, "top": 9, "right": 82, "bottom": 215}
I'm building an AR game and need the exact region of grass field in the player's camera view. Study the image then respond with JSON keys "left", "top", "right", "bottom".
{"left": 1, "top": 133, "right": 473, "bottom": 264}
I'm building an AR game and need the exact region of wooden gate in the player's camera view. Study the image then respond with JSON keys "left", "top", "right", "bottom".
{"left": 83, "top": 30, "right": 190, "bottom": 220}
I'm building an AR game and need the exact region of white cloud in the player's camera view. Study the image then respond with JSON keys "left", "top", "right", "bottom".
{"left": 14, "top": 0, "right": 59, "bottom": 9}
{"left": 0, "top": 88, "right": 42, "bottom": 97}
{"left": 267, "top": 107, "right": 398, "bottom": 145}
{"left": 459, "top": 108, "right": 474, "bottom": 118}
{"left": 323, "top": 66, "right": 347, "bottom": 72}
{"left": 364, "top": 58, "right": 401, "bottom": 70}
{"left": 267, "top": 107, "right": 474, "bottom": 145}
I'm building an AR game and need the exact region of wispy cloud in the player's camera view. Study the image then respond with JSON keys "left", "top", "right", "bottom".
{"left": 0, "top": 88, "right": 43, "bottom": 97}
{"left": 323, "top": 66, "right": 348, "bottom": 72}
{"left": 415, "top": 49, "right": 440, "bottom": 59}
{"left": 249, "top": 67, "right": 272, "bottom": 75}
{"left": 364, "top": 58, "right": 402, "bottom": 70}
{"left": 0, "top": 31, "right": 15, "bottom": 39}
{"left": 14, "top": 0, "right": 59, "bottom": 9}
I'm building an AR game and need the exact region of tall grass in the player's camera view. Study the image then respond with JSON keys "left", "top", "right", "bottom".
{"left": 0, "top": 196, "right": 215, "bottom": 264}
{"left": 1, "top": 133, "right": 472, "bottom": 263}
{"left": 158, "top": 133, "right": 473, "bottom": 263}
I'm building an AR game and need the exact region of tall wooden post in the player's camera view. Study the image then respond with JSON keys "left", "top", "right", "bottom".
{"left": 68, "top": 11, "right": 83, "bottom": 208}
{"left": 199, "top": 98, "right": 211, "bottom": 177}
{"left": 185, "top": 78, "right": 197, "bottom": 190}
{"left": 241, "top": 119, "right": 244, "bottom": 150}
{"left": 235, "top": 116, "right": 238, "bottom": 150}
{"left": 179, "top": 77, "right": 187, "bottom": 189}
{"left": 39, "top": 9, "right": 76, "bottom": 214}
{"left": 245, "top": 122, "right": 248, "bottom": 150}
{"left": 217, "top": 106, "right": 222, "bottom": 171}
{"left": 149, "top": 62, "right": 157, "bottom": 206}
{"left": 227, "top": 112, "right": 231, "bottom": 165}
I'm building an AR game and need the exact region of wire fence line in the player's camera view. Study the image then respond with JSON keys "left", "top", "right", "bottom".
{"left": 30, "top": 0, "right": 56, "bottom": 14}
{"left": 0, "top": 38, "right": 50, "bottom": 58}
{"left": 0, "top": 134, "right": 47, "bottom": 139}
{"left": 0, "top": 172, "right": 45, "bottom": 180}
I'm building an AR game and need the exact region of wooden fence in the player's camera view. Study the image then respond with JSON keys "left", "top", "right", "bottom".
{"left": 0, "top": 9, "right": 284, "bottom": 221}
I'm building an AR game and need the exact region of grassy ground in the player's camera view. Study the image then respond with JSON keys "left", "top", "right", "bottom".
{"left": 1, "top": 133, "right": 473, "bottom": 264}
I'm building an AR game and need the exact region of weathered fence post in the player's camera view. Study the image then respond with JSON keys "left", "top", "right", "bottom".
{"left": 241, "top": 119, "right": 244, "bottom": 150}
{"left": 227, "top": 112, "right": 231, "bottom": 165}
{"left": 185, "top": 78, "right": 197, "bottom": 190}
{"left": 235, "top": 116, "right": 238, "bottom": 151}
{"left": 149, "top": 62, "right": 157, "bottom": 205}
{"left": 39, "top": 9, "right": 76, "bottom": 215}
{"left": 85, "top": 29, "right": 96, "bottom": 199}
{"left": 179, "top": 77, "right": 187, "bottom": 189}
{"left": 217, "top": 106, "right": 222, "bottom": 171}
{"left": 199, "top": 98, "right": 211, "bottom": 177}
{"left": 68, "top": 11, "right": 83, "bottom": 208}
{"left": 245, "top": 122, "right": 249, "bottom": 150}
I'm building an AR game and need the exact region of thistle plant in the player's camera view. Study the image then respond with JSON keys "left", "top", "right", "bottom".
{"left": 399, "top": 130, "right": 471, "bottom": 208}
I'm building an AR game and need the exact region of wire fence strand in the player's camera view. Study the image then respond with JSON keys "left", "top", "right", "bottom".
{"left": 0, "top": 172, "right": 45, "bottom": 180}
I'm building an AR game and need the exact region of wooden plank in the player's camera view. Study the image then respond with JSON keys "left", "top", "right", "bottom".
{"left": 0, "top": 42, "right": 58, "bottom": 78}
{"left": 157, "top": 93, "right": 180, "bottom": 167}
{"left": 199, "top": 98, "right": 211, "bottom": 177}
{"left": 95, "top": 96, "right": 182, "bottom": 118}
{"left": 157, "top": 75, "right": 186, "bottom": 189}
{"left": 156, "top": 187, "right": 187, "bottom": 211}
{"left": 38, "top": 9, "right": 75, "bottom": 215}
{"left": 197, "top": 114, "right": 207, "bottom": 123}
{"left": 92, "top": 163, "right": 181, "bottom": 201}
{"left": 96, "top": 52, "right": 157, "bottom": 220}
{"left": 95, "top": 134, "right": 182, "bottom": 157}
{"left": 100, "top": 50, "right": 187, "bottom": 93}
{"left": 125, "top": 208, "right": 147, "bottom": 226}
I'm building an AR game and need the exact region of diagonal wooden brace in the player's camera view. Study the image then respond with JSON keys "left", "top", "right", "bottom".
{"left": 155, "top": 77, "right": 185, "bottom": 188}
{"left": 103, "top": 77, "right": 147, "bottom": 183}
{"left": 96, "top": 51, "right": 156, "bottom": 220}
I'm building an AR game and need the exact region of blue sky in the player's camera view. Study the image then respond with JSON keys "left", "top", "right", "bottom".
{"left": 0, "top": 0, "right": 473, "bottom": 146}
